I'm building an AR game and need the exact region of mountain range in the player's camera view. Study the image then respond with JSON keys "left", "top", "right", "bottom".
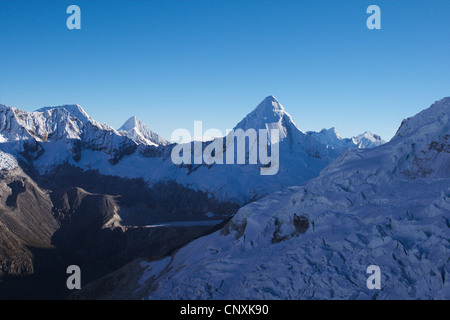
{"left": 73, "top": 97, "right": 450, "bottom": 300}
{"left": 3, "top": 95, "right": 447, "bottom": 300}
{"left": 0, "top": 96, "right": 384, "bottom": 203}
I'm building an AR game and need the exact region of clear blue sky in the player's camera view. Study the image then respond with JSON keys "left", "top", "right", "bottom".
{"left": 1, "top": 0, "right": 450, "bottom": 141}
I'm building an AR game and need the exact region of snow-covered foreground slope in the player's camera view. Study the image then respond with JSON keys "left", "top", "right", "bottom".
{"left": 134, "top": 98, "right": 450, "bottom": 300}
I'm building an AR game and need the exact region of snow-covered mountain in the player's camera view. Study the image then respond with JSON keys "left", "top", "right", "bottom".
{"left": 93, "top": 95, "right": 344, "bottom": 203}
{"left": 119, "top": 116, "right": 168, "bottom": 146}
{"left": 234, "top": 96, "right": 336, "bottom": 160}
{"left": 307, "top": 127, "right": 386, "bottom": 150}
{"left": 234, "top": 95, "right": 300, "bottom": 138}
{"left": 0, "top": 103, "right": 137, "bottom": 165}
{"left": 121, "top": 97, "right": 450, "bottom": 300}
{"left": 37, "top": 104, "right": 104, "bottom": 128}
{"left": 352, "top": 131, "right": 385, "bottom": 148}
{"left": 1, "top": 96, "right": 383, "bottom": 204}
{"left": 1, "top": 95, "right": 446, "bottom": 300}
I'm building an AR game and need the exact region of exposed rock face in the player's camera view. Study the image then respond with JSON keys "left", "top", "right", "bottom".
{"left": 0, "top": 168, "right": 63, "bottom": 299}
{"left": 0, "top": 168, "right": 58, "bottom": 278}
{"left": 0, "top": 164, "right": 239, "bottom": 299}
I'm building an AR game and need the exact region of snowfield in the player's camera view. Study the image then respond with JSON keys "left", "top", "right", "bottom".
{"left": 0, "top": 150, "right": 18, "bottom": 170}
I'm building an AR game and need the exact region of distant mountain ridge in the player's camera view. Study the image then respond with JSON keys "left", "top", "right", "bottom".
{"left": 0, "top": 97, "right": 384, "bottom": 203}
{"left": 307, "top": 127, "right": 385, "bottom": 150}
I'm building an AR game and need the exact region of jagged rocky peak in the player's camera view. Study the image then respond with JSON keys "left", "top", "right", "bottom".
{"left": 37, "top": 104, "right": 89, "bottom": 121}
{"left": 0, "top": 103, "right": 82, "bottom": 143}
{"left": 35, "top": 104, "right": 111, "bottom": 131}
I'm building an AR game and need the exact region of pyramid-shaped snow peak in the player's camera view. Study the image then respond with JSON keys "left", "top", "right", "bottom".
{"left": 119, "top": 116, "right": 168, "bottom": 146}
{"left": 233, "top": 96, "right": 302, "bottom": 141}
{"left": 119, "top": 116, "right": 141, "bottom": 132}
{"left": 252, "top": 95, "right": 286, "bottom": 118}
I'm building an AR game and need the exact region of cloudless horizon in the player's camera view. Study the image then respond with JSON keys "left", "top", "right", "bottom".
{"left": 1, "top": 0, "right": 450, "bottom": 141}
